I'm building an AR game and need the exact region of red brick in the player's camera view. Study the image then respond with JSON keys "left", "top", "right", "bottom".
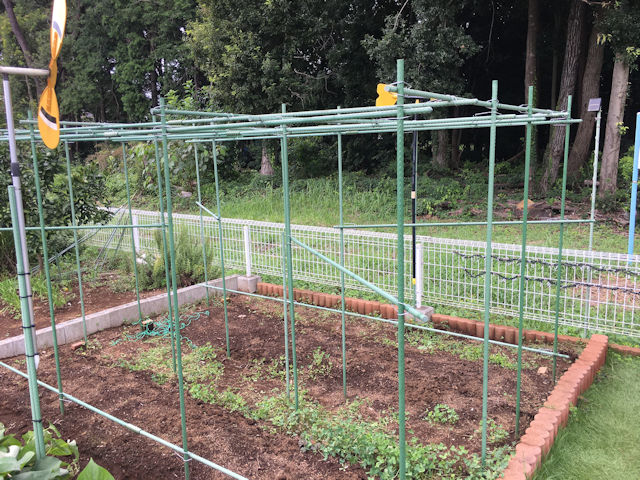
{"left": 504, "top": 326, "right": 517, "bottom": 344}
{"left": 525, "top": 424, "right": 553, "bottom": 455}
{"left": 494, "top": 326, "right": 506, "bottom": 341}
{"left": 475, "top": 322, "right": 484, "bottom": 338}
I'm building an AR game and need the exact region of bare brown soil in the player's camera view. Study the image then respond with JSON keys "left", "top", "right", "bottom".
{"left": 0, "top": 273, "right": 165, "bottom": 338}
{"left": 0, "top": 294, "right": 572, "bottom": 478}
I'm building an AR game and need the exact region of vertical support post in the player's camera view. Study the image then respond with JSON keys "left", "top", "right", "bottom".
{"left": 515, "top": 86, "right": 534, "bottom": 437}
{"left": 27, "top": 111, "right": 64, "bottom": 414}
{"left": 481, "top": 80, "right": 499, "bottom": 465}
{"left": 132, "top": 215, "right": 140, "bottom": 251}
{"left": 212, "top": 141, "right": 230, "bottom": 357}
{"left": 415, "top": 243, "right": 424, "bottom": 309}
{"left": 337, "top": 118, "right": 347, "bottom": 401}
{"left": 411, "top": 116, "right": 418, "bottom": 306}
{"left": 122, "top": 143, "right": 143, "bottom": 325}
{"left": 243, "top": 226, "right": 252, "bottom": 277}
{"left": 627, "top": 112, "right": 640, "bottom": 259}
{"left": 395, "top": 59, "right": 407, "bottom": 480}
{"left": 552, "top": 96, "right": 573, "bottom": 382}
{"left": 281, "top": 231, "right": 291, "bottom": 401}
{"left": 64, "top": 141, "right": 88, "bottom": 345}
{"left": 194, "top": 144, "right": 210, "bottom": 305}
{"left": 2, "top": 74, "right": 39, "bottom": 370}
{"left": 151, "top": 123, "right": 176, "bottom": 372}
{"left": 8, "top": 186, "right": 45, "bottom": 458}
{"left": 280, "top": 104, "right": 299, "bottom": 409}
{"left": 585, "top": 107, "right": 602, "bottom": 334}
{"left": 159, "top": 98, "right": 191, "bottom": 480}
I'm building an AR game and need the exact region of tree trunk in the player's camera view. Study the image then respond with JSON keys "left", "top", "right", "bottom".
{"left": 524, "top": 0, "right": 539, "bottom": 190}
{"left": 2, "top": 0, "right": 42, "bottom": 92}
{"left": 260, "top": 142, "right": 274, "bottom": 176}
{"left": 524, "top": 0, "right": 538, "bottom": 103}
{"left": 433, "top": 130, "right": 449, "bottom": 169}
{"left": 567, "top": 25, "right": 604, "bottom": 177}
{"left": 599, "top": 56, "right": 630, "bottom": 197}
{"left": 540, "top": 0, "right": 586, "bottom": 193}
{"left": 450, "top": 129, "right": 461, "bottom": 169}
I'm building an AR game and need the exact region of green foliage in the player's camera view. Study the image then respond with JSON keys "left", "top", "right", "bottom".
{"left": 76, "top": 459, "right": 114, "bottom": 480}
{"left": 363, "top": 0, "right": 479, "bottom": 94}
{"left": 138, "top": 229, "right": 221, "bottom": 290}
{"left": 475, "top": 419, "right": 509, "bottom": 445}
{"left": 425, "top": 404, "right": 459, "bottom": 425}
{"left": 0, "top": 143, "right": 111, "bottom": 274}
{"left": 306, "top": 347, "right": 333, "bottom": 380}
{"left": 0, "top": 274, "right": 67, "bottom": 318}
{"left": 0, "top": 422, "right": 112, "bottom": 479}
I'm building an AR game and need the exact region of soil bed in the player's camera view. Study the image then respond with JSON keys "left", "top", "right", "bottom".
{"left": 0, "top": 294, "right": 574, "bottom": 478}
{"left": 0, "top": 273, "right": 165, "bottom": 338}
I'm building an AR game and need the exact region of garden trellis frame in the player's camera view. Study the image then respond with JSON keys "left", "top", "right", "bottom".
{"left": 1, "top": 59, "right": 584, "bottom": 479}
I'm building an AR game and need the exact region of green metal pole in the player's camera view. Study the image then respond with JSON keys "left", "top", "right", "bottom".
{"left": 8, "top": 186, "right": 46, "bottom": 458}
{"left": 64, "top": 141, "right": 88, "bottom": 345}
{"left": 481, "top": 80, "right": 499, "bottom": 466}
{"left": 515, "top": 86, "right": 534, "bottom": 437}
{"left": 27, "top": 112, "right": 64, "bottom": 415}
{"left": 280, "top": 104, "right": 299, "bottom": 409}
{"left": 194, "top": 144, "right": 210, "bottom": 306}
{"left": 159, "top": 98, "right": 191, "bottom": 479}
{"left": 122, "top": 143, "right": 144, "bottom": 326}
{"left": 281, "top": 231, "right": 291, "bottom": 401}
{"left": 553, "top": 96, "right": 572, "bottom": 382}
{"left": 395, "top": 59, "right": 407, "bottom": 480}
{"left": 211, "top": 141, "right": 230, "bottom": 357}
{"left": 337, "top": 114, "right": 347, "bottom": 401}
{"left": 151, "top": 127, "right": 177, "bottom": 373}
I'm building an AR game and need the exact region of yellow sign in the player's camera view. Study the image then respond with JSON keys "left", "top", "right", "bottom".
{"left": 376, "top": 83, "right": 397, "bottom": 107}
{"left": 38, "top": 0, "right": 66, "bottom": 150}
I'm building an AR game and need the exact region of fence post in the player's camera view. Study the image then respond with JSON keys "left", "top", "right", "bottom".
{"left": 416, "top": 242, "right": 424, "bottom": 308}
{"left": 243, "top": 225, "right": 252, "bottom": 277}
{"left": 132, "top": 214, "right": 140, "bottom": 252}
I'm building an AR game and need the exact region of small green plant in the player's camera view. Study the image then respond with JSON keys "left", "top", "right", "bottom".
{"left": 267, "top": 355, "right": 287, "bottom": 381}
{"left": 475, "top": 418, "right": 509, "bottom": 444}
{"left": 425, "top": 404, "right": 459, "bottom": 425}
{"left": 306, "top": 347, "right": 333, "bottom": 380}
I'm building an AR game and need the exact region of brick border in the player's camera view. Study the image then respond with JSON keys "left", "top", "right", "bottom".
{"left": 256, "top": 282, "right": 585, "bottom": 346}
{"left": 502, "top": 334, "right": 608, "bottom": 479}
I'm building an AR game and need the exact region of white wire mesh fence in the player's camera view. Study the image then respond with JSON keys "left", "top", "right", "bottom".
{"left": 88, "top": 208, "right": 640, "bottom": 338}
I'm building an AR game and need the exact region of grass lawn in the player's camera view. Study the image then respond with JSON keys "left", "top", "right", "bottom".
{"left": 533, "top": 351, "right": 640, "bottom": 480}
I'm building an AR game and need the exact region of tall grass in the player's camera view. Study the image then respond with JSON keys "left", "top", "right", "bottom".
{"left": 158, "top": 173, "right": 636, "bottom": 254}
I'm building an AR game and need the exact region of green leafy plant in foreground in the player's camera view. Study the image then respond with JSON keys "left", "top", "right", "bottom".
{"left": 0, "top": 422, "right": 113, "bottom": 479}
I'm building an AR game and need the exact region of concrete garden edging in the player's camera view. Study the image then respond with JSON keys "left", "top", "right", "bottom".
{"left": 0, "top": 275, "right": 247, "bottom": 360}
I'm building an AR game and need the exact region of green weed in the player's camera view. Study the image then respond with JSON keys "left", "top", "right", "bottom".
{"left": 425, "top": 404, "right": 459, "bottom": 425}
